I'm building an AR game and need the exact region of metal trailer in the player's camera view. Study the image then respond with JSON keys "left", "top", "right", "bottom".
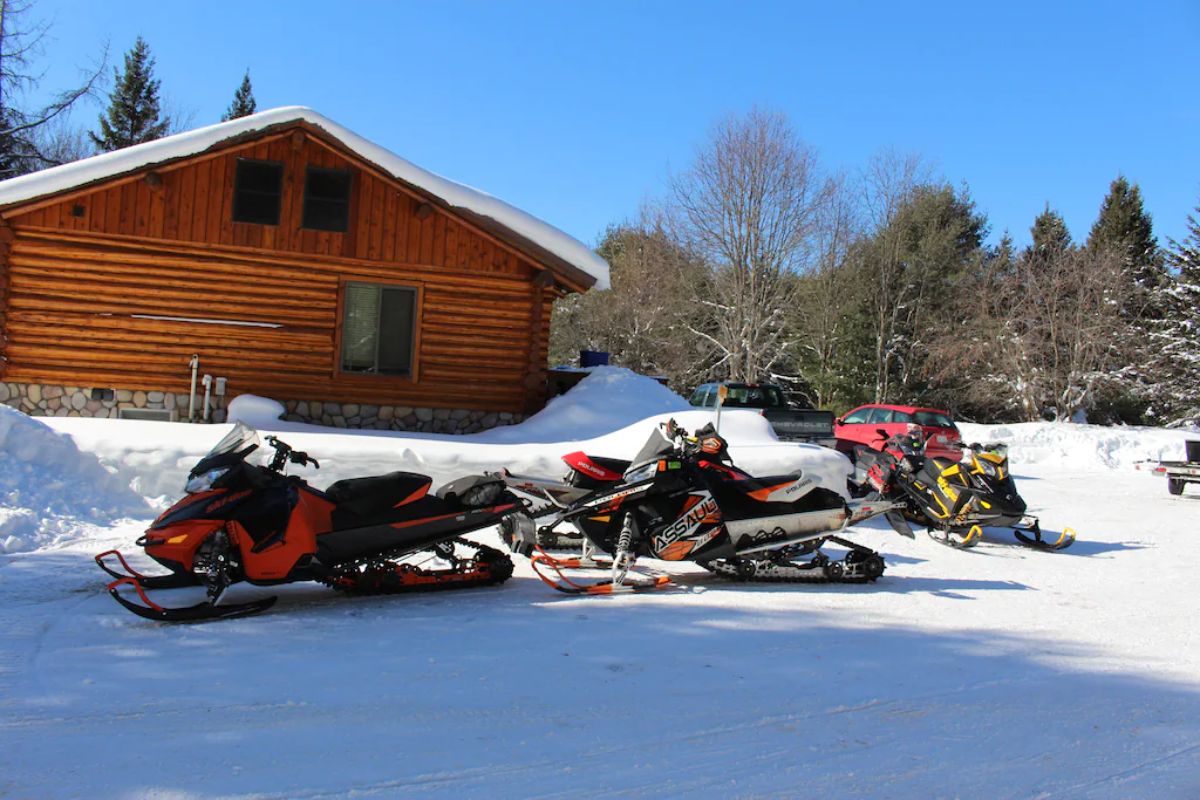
{"left": 1153, "top": 440, "right": 1200, "bottom": 496}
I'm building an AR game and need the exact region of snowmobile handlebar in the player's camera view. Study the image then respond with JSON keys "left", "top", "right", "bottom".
{"left": 264, "top": 435, "right": 320, "bottom": 472}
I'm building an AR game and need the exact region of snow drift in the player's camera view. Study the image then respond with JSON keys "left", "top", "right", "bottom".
{"left": 45, "top": 368, "right": 853, "bottom": 508}
{"left": 960, "top": 421, "right": 1197, "bottom": 470}
{"left": 0, "top": 406, "right": 149, "bottom": 554}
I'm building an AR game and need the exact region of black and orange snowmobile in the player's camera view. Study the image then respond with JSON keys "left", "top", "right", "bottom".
{"left": 96, "top": 423, "right": 518, "bottom": 621}
{"left": 499, "top": 420, "right": 894, "bottom": 594}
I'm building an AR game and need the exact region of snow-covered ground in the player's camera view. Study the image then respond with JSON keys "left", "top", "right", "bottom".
{"left": 2, "top": 373, "right": 1199, "bottom": 798}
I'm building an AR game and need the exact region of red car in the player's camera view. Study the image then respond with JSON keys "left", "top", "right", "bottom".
{"left": 834, "top": 404, "right": 962, "bottom": 461}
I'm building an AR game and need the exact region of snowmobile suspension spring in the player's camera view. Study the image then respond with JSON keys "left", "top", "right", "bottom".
{"left": 616, "top": 515, "right": 634, "bottom": 554}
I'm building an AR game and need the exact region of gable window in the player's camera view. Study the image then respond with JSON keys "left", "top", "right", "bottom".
{"left": 232, "top": 159, "right": 283, "bottom": 225}
{"left": 341, "top": 282, "right": 416, "bottom": 376}
{"left": 303, "top": 167, "right": 352, "bottom": 232}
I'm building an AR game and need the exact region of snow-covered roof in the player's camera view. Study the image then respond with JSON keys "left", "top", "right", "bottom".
{"left": 0, "top": 106, "right": 609, "bottom": 289}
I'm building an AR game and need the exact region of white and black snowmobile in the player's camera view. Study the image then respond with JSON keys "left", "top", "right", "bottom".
{"left": 499, "top": 420, "right": 898, "bottom": 595}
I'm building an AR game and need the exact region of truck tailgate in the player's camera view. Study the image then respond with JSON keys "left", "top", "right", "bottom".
{"left": 762, "top": 409, "right": 835, "bottom": 441}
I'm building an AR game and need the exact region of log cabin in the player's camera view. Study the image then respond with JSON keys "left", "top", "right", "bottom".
{"left": 0, "top": 107, "right": 609, "bottom": 432}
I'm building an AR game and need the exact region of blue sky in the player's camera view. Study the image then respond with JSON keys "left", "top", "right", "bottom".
{"left": 23, "top": 0, "right": 1200, "bottom": 250}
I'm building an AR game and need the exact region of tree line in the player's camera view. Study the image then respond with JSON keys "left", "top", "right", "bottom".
{"left": 2, "top": 4, "right": 1194, "bottom": 426}
{"left": 0, "top": 0, "right": 257, "bottom": 178}
{"left": 552, "top": 109, "right": 1200, "bottom": 426}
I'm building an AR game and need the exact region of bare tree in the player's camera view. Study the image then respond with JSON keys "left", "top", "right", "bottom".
{"left": 549, "top": 209, "right": 713, "bottom": 391}
{"left": 0, "top": 0, "right": 105, "bottom": 175}
{"left": 932, "top": 244, "right": 1134, "bottom": 422}
{"left": 861, "top": 148, "right": 933, "bottom": 230}
{"left": 791, "top": 174, "right": 862, "bottom": 407}
{"left": 668, "top": 108, "right": 834, "bottom": 382}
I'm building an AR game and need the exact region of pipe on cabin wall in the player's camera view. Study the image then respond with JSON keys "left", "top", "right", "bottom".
{"left": 201, "top": 374, "right": 213, "bottom": 422}
{"left": 188, "top": 355, "right": 199, "bottom": 422}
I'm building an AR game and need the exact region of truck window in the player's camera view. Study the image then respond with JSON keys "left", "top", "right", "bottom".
{"left": 689, "top": 387, "right": 708, "bottom": 407}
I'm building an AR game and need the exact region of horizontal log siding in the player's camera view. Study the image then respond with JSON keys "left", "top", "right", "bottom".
{"left": 3, "top": 229, "right": 539, "bottom": 411}
{"left": 7, "top": 131, "right": 528, "bottom": 276}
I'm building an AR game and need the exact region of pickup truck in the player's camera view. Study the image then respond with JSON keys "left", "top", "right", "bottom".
{"left": 688, "top": 382, "right": 835, "bottom": 446}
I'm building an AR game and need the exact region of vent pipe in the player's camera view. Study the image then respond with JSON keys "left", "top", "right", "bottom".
{"left": 187, "top": 355, "right": 200, "bottom": 422}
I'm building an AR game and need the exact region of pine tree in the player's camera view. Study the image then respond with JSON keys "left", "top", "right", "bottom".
{"left": 90, "top": 36, "right": 169, "bottom": 152}
{"left": 1029, "top": 204, "right": 1071, "bottom": 259}
{"left": 1081, "top": 177, "right": 1166, "bottom": 421}
{"left": 1167, "top": 203, "right": 1200, "bottom": 281}
{"left": 1142, "top": 198, "right": 1200, "bottom": 423}
{"left": 221, "top": 70, "right": 256, "bottom": 122}
{"left": 1086, "top": 175, "right": 1161, "bottom": 288}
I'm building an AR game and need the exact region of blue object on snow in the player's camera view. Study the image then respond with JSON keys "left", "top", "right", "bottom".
{"left": 579, "top": 350, "right": 610, "bottom": 368}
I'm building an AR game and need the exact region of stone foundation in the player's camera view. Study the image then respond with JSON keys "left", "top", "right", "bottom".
{"left": 0, "top": 381, "right": 520, "bottom": 434}
{"left": 0, "top": 381, "right": 222, "bottom": 421}
{"left": 281, "top": 399, "right": 522, "bottom": 434}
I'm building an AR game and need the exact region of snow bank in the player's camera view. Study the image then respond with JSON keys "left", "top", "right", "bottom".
{"left": 959, "top": 421, "right": 1197, "bottom": 470}
{"left": 227, "top": 394, "right": 285, "bottom": 426}
{"left": 0, "top": 406, "right": 149, "bottom": 554}
{"left": 42, "top": 369, "right": 852, "bottom": 513}
{"left": 477, "top": 366, "right": 691, "bottom": 443}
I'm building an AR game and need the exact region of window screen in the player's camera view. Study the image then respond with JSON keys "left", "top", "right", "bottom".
{"left": 303, "top": 167, "right": 352, "bottom": 232}
{"left": 341, "top": 283, "right": 416, "bottom": 375}
{"left": 232, "top": 159, "right": 283, "bottom": 225}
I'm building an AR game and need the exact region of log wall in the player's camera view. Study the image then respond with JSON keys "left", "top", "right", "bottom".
{"left": 0, "top": 126, "right": 564, "bottom": 414}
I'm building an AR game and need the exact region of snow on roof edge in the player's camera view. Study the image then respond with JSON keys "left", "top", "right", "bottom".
{"left": 0, "top": 106, "right": 610, "bottom": 289}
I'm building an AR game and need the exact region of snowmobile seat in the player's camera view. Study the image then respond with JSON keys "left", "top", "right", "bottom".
{"left": 436, "top": 474, "right": 505, "bottom": 508}
{"left": 735, "top": 473, "right": 806, "bottom": 494}
{"left": 325, "top": 472, "right": 432, "bottom": 518}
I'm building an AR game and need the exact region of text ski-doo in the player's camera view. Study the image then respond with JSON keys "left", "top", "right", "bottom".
{"left": 499, "top": 420, "right": 896, "bottom": 594}
{"left": 853, "top": 428, "right": 1075, "bottom": 551}
{"left": 96, "top": 423, "right": 518, "bottom": 621}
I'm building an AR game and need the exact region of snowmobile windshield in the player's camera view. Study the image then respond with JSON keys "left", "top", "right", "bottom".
{"left": 185, "top": 423, "right": 261, "bottom": 493}
{"left": 627, "top": 427, "right": 675, "bottom": 474}
{"left": 205, "top": 421, "right": 261, "bottom": 459}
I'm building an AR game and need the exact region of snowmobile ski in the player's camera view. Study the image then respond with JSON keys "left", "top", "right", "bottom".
{"left": 926, "top": 524, "right": 983, "bottom": 549}
{"left": 530, "top": 546, "right": 671, "bottom": 595}
{"left": 1012, "top": 522, "right": 1076, "bottom": 551}
{"left": 105, "top": 576, "right": 278, "bottom": 622}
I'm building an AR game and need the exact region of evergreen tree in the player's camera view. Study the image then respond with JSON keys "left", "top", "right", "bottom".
{"left": 1082, "top": 177, "right": 1165, "bottom": 421}
{"left": 1029, "top": 204, "right": 1071, "bottom": 259}
{"left": 221, "top": 70, "right": 257, "bottom": 122}
{"left": 844, "top": 183, "right": 987, "bottom": 405}
{"left": 1167, "top": 202, "right": 1200, "bottom": 281}
{"left": 90, "top": 36, "right": 169, "bottom": 151}
{"left": 1086, "top": 175, "right": 1161, "bottom": 287}
{"left": 1143, "top": 198, "right": 1200, "bottom": 422}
